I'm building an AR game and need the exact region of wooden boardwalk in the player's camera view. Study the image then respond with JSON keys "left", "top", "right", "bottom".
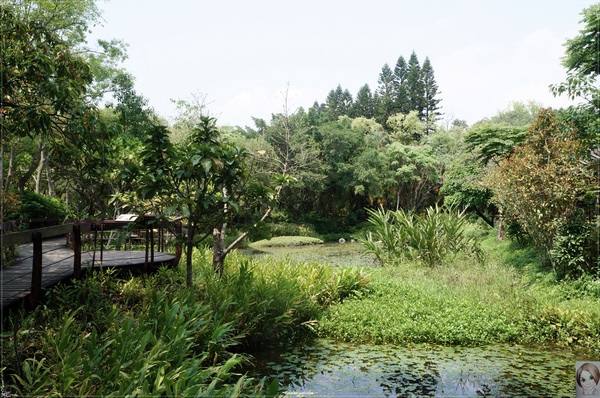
{"left": 1, "top": 238, "right": 176, "bottom": 310}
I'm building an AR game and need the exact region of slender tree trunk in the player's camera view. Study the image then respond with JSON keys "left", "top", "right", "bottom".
{"left": 497, "top": 212, "right": 505, "bottom": 240}
{"left": 0, "top": 146, "right": 3, "bottom": 194}
{"left": 4, "top": 144, "right": 15, "bottom": 193}
{"left": 472, "top": 207, "right": 494, "bottom": 228}
{"left": 45, "top": 158, "right": 55, "bottom": 196}
{"left": 212, "top": 184, "right": 282, "bottom": 275}
{"left": 212, "top": 227, "right": 225, "bottom": 276}
{"left": 35, "top": 146, "right": 46, "bottom": 194}
{"left": 18, "top": 139, "right": 43, "bottom": 194}
{"left": 185, "top": 223, "right": 195, "bottom": 287}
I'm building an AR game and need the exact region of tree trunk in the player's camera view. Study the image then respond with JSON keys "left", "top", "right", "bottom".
{"left": 4, "top": 144, "right": 15, "bottom": 193}
{"left": 212, "top": 227, "right": 225, "bottom": 276}
{"left": 35, "top": 146, "right": 46, "bottom": 194}
{"left": 472, "top": 207, "right": 494, "bottom": 228}
{"left": 185, "top": 223, "right": 195, "bottom": 287}
{"left": 18, "top": 139, "right": 43, "bottom": 194}
{"left": 0, "top": 147, "right": 3, "bottom": 194}
{"left": 45, "top": 158, "right": 55, "bottom": 196}
{"left": 497, "top": 212, "right": 505, "bottom": 240}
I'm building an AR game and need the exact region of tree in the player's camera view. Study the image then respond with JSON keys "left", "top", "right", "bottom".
{"left": 375, "top": 63, "right": 396, "bottom": 126}
{"left": 1, "top": 0, "right": 141, "bottom": 220}
{"left": 352, "top": 147, "right": 392, "bottom": 207}
{"left": 483, "top": 109, "right": 596, "bottom": 275}
{"left": 325, "top": 85, "right": 353, "bottom": 120}
{"left": 140, "top": 117, "right": 253, "bottom": 285}
{"left": 392, "top": 55, "right": 410, "bottom": 114}
{"left": 421, "top": 57, "right": 442, "bottom": 134}
{"left": 550, "top": 3, "right": 599, "bottom": 150}
{"left": 169, "top": 91, "right": 211, "bottom": 140}
{"left": 464, "top": 123, "right": 527, "bottom": 166}
{"left": 387, "top": 111, "right": 425, "bottom": 144}
{"left": 386, "top": 142, "right": 440, "bottom": 211}
{"left": 406, "top": 52, "right": 426, "bottom": 119}
{"left": 352, "top": 84, "right": 376, "bottom": 119}
{"left": 489, "top": 101, "right": 542, "bottom": 127}
{"left": 440, "top": 115, "right": 528, "bottom": 233}
{"left": 316, "top": 116, "right": 365, "bottom": 217}
{"left": 561, "top": 3, "right": 599, "bottom": 78}
{"left": 261, "top": 101, "right": 324, "bottom": 219}
{"left": 1, "top": 1, "right": 102, "bottom": 207}
{"left": 440, "top": 152, "right": 495, "bottom": 227}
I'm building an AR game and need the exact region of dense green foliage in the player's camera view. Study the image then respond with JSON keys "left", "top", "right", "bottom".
{"left": 361, "top": 205, "right": 482, "bottom": 267}
{"left": 483, "top": 109, "right": 597, "bottom": 277}
{"left": 1, "top": 249, "right": 369, "bottom": 396}
{"left": 17, "top": 191, "right": 68, "bottom": 221}
{"left": 1, "top": 4, "right": 598, "bottom": 393}
{"left": 319, "top": 233, "right": 600, "bottom": 354}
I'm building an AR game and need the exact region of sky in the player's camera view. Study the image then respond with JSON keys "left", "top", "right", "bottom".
{"left": 88, "top": 0, "right": 595, "bottom": 128}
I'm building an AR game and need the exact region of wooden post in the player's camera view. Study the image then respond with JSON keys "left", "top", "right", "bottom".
{"left": 150, "top": 225, "right": 155, "bottom": 269}
{"left": 100, "top": 222, "right": 104, "bottom": 264}
{"left": 73, "top": 224, "right": 82, "bottom": 278}
{"left": 144, "top": 223, "right": 149, "bottom": 271}
{"left": 173, "top": 220, "right": 182, "bottom": 268}
{"left": 92, "top": 223, "right": 97, "bottom": 268}
{"left": 29, "top": 232, "right": 43, "bottom": 307}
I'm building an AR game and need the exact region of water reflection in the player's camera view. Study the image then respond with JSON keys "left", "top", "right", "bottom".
{"left": 249, "top": 339, "right": 580, "bottom": 397}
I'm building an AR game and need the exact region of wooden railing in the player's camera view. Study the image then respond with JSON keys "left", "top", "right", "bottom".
{"left": 1, "top": 217, "right": 182, "bottom": 307}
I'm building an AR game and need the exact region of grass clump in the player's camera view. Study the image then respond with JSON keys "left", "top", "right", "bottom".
{"left": 193, "top": 248, "right": 370, "bottom": 349}
{"left": 361, "top": 205, "right": 482, "bottom": 267}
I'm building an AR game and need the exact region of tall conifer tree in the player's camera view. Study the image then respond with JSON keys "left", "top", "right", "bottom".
{"left": 375, "top": 63, "right": 395, "bottom": 125}
{"left": 352, "top": 84, "right": 376, "bottom": 118}
{"left": 421, "top": 57, "right": 442, "bottom": 134}
{"left": 406, "top": 51, "right": 426, "bottom": 119}
{"left": 325, "top": 85, "right": 353, "bottom": 120}
{"left": 393, "top": 55, "right": 410, "bottom": 114}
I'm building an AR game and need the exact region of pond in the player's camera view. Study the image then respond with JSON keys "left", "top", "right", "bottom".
{"left": 248, "top": 339, "right": 584, "bottom": 397}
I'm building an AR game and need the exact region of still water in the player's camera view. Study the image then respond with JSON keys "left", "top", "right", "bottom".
{"left": 249, "top": 339, "right": 585, "bottom": 397}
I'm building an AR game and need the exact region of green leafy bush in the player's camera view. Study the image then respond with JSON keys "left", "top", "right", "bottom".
{"left": 250, "top": 236, "right": 323, "bottom": 248}
{"left": 18, "top": 191, "right": 68, "bottom": 221}
{"left": 269, "top": 222, "right": 318, "bottom": 238}
{"left": 1, "top": 191, "right": 20, "bottom": 220}
{"left": 550, "top": 214, "right": 599, "bottom": 278}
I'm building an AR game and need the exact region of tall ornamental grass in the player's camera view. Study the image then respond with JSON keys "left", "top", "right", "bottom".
{"left": 361, "top": 205, "right": 482, "bottom": 267}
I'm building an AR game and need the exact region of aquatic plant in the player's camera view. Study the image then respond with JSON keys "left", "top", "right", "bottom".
{"left": 360, "top": 205, "right": 482, "bottom": 267}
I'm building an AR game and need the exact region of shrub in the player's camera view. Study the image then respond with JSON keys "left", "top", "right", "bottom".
{"left": 360, "top": 205, "right": 483, "bottom": 267}
{"left": 18, "top": 191, "right": 68, "bottom": 221}
{"left": 249, "top": 236, "right": 323, "bottom": 249}
{"left": 269, "top": 222, "right": 318, "bottom": 238}
{"left": 550, "top": 213, "right": 599, "bottom": 278}
{"left": 1, "top": 191, "right": 20, "bottom": 220}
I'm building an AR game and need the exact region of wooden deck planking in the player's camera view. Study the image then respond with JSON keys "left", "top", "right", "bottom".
{"left": 1, "top": 238, "right": 176, "bottom": 310}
